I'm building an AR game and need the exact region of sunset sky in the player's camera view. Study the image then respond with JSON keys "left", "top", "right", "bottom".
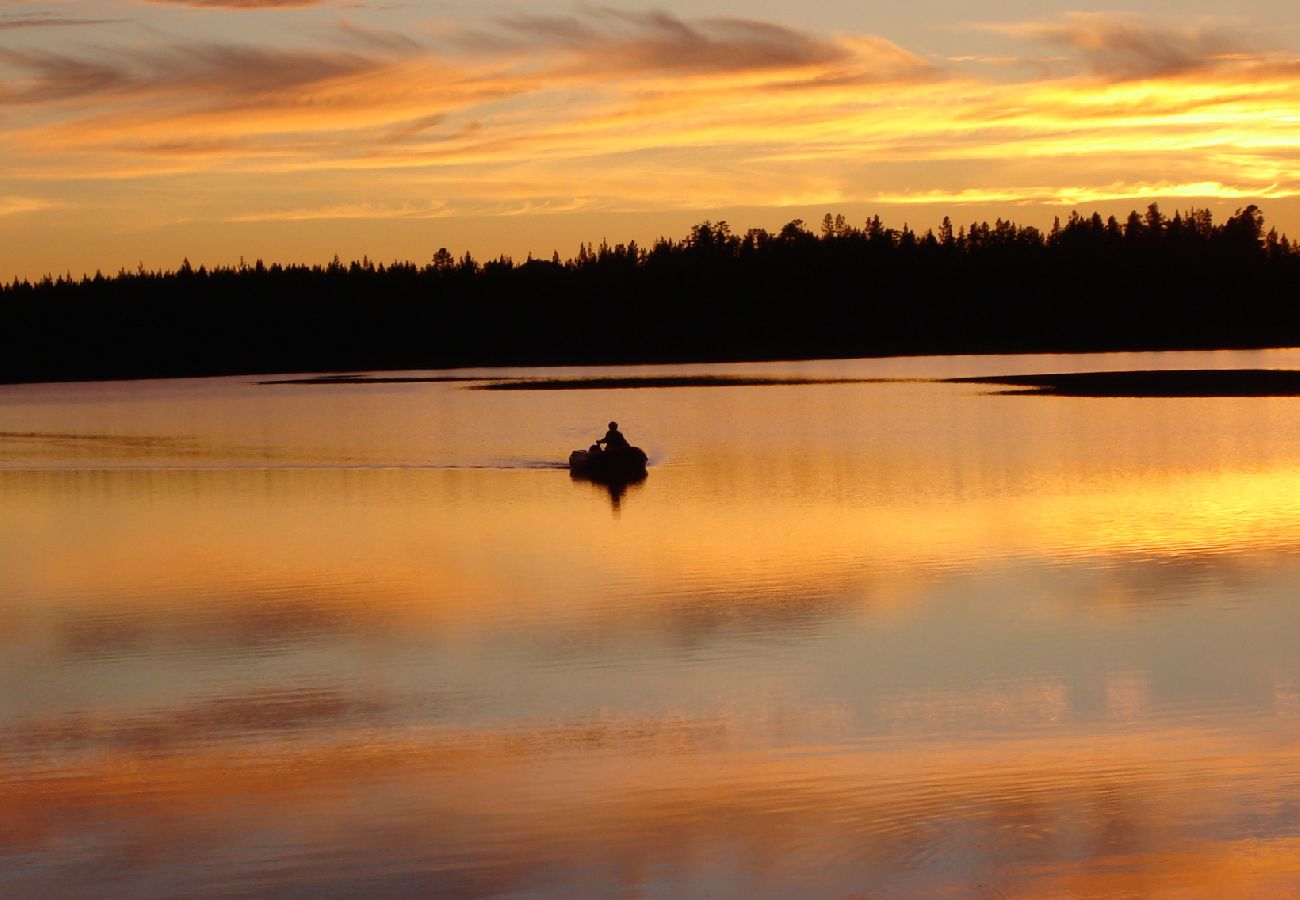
{"left": 3, "top": 1, "right": 1299, "bottom": 279}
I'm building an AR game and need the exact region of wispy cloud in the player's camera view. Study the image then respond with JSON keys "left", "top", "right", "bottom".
{"left": 337, "top": 16, "right": 425, "bottom": 55}
{"left": 0, "top": 15, "right": 124, "bottom": 30}
{"left": 0, "top": 196, "right": 61, "bottom": 217}
{"left": 496, "top": 8, "right": 852, "bottom": 74}
{"left": 143, "top": 0, "right": 325, "bottom": 8}
{"left": 227, "top": 200, "right": 450, "bottom": 221}
{"left": 990, "top": 13, "right": 1247, "bottom": 81}
{"left": 0, "top": 42, "right": 379, "bottom": 104}
{"left": 465, "top": 7, "right": 936, "bottom": 84}
{"left": 0, "top": 50, "right": 134, "bottom": 103}
{"left": 872, "top": 181, "right": 1297, "bottom": 207}
{"left": 1, "top": 7, "right": 1298, "bottom": 272}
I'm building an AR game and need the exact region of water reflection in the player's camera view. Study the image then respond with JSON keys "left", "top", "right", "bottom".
{"left": 4, "top": 702, "right": 1297, "bottom": 896}
{"left": 3, "top": 352, "right": 1300, "bottom": 894}
{"left": 571, "top": 470, "right": 647, "bottom": 513}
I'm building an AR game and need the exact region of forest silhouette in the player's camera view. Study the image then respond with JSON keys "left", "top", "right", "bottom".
{"left": 3, "top": 204, "right": 1298, "bottom": 383}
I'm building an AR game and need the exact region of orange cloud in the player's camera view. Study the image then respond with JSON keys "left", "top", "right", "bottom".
{"left": 492, "top": 9, "right": 857, "bottom": 74}
{"left": 145, "top": 0, "right": 324, "bottom": 7}
{"left": 0, "top": 196, "right": 61, "bottom": 216}
{"left": 0, "top": 42, "right": 380, "bottom": 105}
{"left": 1, "top": 11, "right": 1298, "bottom": 275}
{"left": 989, "top": 13, "right": 1249, "bottom": 81}
{"left": 0, "top": 14, "right": 123, "bottom": 30}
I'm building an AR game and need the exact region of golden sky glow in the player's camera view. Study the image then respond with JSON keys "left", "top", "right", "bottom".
{"left": 2, "top": 3, "right": 1300, "bottom": 276}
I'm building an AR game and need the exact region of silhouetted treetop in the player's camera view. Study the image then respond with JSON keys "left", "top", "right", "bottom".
{"left": 2, "top": 205, "right": 1297, "bottom": 383}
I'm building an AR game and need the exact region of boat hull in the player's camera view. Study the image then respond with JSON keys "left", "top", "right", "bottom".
{"left": 568, "top": 446, "right": 648, "bottom": 482}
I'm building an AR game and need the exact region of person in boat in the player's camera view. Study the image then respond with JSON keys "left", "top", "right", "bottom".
{"left": 596, "top": 421, "right": 629, "bottom": 452}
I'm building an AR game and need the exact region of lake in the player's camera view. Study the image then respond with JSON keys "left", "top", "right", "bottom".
{"left": 3, "top": 350, "right": 1300, "bottom": 897}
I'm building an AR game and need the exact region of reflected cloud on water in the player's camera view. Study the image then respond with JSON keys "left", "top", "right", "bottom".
{"left": 4, "top": 700, "right": 1299, "bottom": 896}
{"left": 5, "top": 355, "right": 1300, "bottom": 894}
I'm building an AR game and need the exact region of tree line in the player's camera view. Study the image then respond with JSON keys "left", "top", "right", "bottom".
{"left": 3, "top": 204, "right": 1298, "bottom": 382}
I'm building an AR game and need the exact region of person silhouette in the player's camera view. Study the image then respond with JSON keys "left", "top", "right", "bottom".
{"left": 596, "top": 421, "right": 629, "bottom": 451}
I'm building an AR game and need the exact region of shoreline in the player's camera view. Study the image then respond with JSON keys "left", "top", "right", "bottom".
{"left": 5, "top": 343, "right": 1300, "bottom": 390}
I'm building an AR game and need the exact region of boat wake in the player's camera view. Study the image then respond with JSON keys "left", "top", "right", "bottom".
{"left": 0, "top": 460, "right": 586, "bottom": 473}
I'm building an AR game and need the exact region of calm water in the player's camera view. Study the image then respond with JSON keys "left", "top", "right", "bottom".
{"left": 3, "top": 350, "right": 1300, "bottom": 897}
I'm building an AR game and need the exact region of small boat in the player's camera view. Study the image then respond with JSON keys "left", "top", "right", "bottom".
{"left": 568, "top": 445, "right": 648, "bottom": 481}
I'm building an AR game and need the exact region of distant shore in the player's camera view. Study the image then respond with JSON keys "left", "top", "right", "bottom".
{"left": 255, "top": 369, "right": 1300, "bottom": 399}
{"left": 4, "top": 205, "right": 1296, "bottom": 386}
{"left": 951, "top": 368, "right": 1300, "bottom": 397}
{"left": 7, "top": 342, "right": 1300, "bottom": 389}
